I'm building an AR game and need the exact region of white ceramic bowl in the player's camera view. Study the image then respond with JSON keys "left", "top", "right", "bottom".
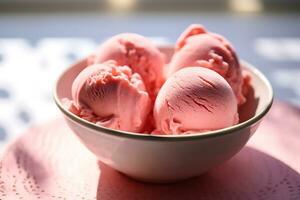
{"left": 54, "top": 47, "right": 273, "bottom": 183}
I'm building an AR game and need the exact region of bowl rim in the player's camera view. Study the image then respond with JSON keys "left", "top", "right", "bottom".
{"left": 54, "top": 59, "right": 273, "bottom": 142}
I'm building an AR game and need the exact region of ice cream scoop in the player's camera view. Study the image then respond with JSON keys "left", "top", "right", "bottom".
{"left": 91, "top": 33, "right": 165, "bottom": 99}
{"left": 71, "top": 60, "right": 151, "bottom": 133}
{"left": 154, "top": 67, "right": 239, "bottom": 135}
{"left": 167, "top": 24, "right": 245, "bottom": 105}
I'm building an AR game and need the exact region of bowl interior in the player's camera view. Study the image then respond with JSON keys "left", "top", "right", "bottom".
{"left": 55, "top": 47, "right": 273, "bottom": 136}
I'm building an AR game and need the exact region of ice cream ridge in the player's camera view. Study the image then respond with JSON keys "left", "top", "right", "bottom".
{"left": 168, "top": 24, "right": 245, "bottom": 105}
{"left": 68, "top": 61, "right": 151, "bottom": 133}
{"left": 65, "top": 24, "right": 248, "bottom": 135}
{"left": 154, "top": 67, "right": 238, "bottom": 135}
{"left": 90, "top": 33, "right": 165, "bottom": 100}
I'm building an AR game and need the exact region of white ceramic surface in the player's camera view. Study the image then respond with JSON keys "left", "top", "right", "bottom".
{"left": 54, "top": 47, "right": 273, "bottom": 183}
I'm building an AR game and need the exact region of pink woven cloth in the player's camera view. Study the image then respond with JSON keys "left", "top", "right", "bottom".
{"left": 1, "top": 101, "right": 300, "bottom": 200}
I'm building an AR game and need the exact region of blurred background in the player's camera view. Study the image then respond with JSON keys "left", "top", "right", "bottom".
{"left": 0, "top": 0, "right": 300, "bottom": 149}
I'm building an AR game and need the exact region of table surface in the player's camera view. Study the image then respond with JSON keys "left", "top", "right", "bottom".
{"left": 0, "top": 100, "right": 300, "bottom": 200}
{"left": 0, "top": 12, "right": 300, "bottom": 149}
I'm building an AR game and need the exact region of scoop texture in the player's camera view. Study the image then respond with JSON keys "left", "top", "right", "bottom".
{"left": 167, "top": 24, "right": 245, "bottom": 105}
{"left": 91, "top": 33, "right": 165, "bottom": 99}
{"left": 71, "top": 61, "right": 151, "bottom": 133}
{"left": 154, "top": 67, "right": 239, "bottom": 135}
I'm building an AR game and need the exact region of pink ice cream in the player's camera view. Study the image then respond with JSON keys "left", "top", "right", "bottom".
{"left": 154, "top": 67, "right": 238, "bottom": 135}
{"left": 167, "top": 24, "right": 245, "bottom": 105}
{"left": 70, "top": 60, "right": 151, "bottom": 133}
{"left": 91, "top": 33, "right": 165, "bottom": 99}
